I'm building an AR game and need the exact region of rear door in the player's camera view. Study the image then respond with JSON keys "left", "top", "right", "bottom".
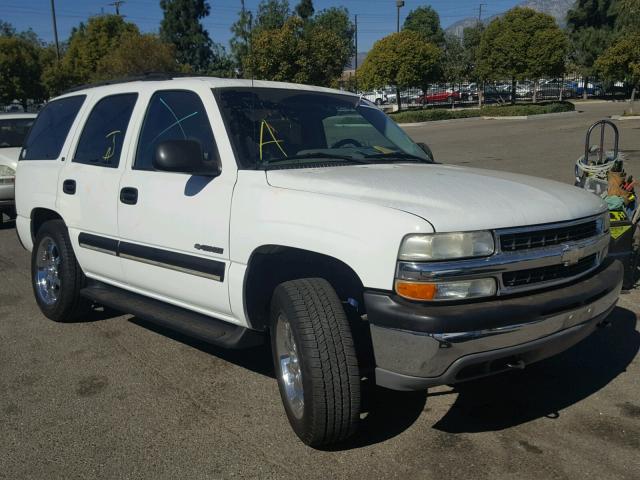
{"left": 57, "top": 92, "right": 138, "bottom": 282}
{"left": 117, "top": 87, "right": 235, "bottom": 319}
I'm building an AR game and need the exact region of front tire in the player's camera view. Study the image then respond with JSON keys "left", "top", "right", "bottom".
{"left": 270, "top": 278, "right": 361, "bottom": 447}
{"left": 31, "top": 220, "right": 90, "bottom": 322}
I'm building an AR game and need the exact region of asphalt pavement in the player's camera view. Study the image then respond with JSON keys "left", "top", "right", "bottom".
{"left": 1, "top": 101, "right": 639, "bottom": 479}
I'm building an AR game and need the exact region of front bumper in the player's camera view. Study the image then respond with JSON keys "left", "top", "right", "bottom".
{"left": 366, "top": 258, "right": 623, "bottom": 391}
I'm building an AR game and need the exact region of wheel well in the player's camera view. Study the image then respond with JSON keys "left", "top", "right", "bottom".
{"left": 244, "top": 246, "right": 365, "bottom": 331}
{"left": 30, "top": 208, "right": 64, "bottom": 241}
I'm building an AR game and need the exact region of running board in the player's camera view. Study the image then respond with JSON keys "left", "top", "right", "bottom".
{"left": 80, "top": 282, "right": 264, "bottom": 349}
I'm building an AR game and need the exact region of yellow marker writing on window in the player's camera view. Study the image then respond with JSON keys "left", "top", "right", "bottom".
{"left": 259, "top": 120, "right": 287, "bottom": 161}
{"left": 103, "top": 130, "right": 121, "bottom": 161}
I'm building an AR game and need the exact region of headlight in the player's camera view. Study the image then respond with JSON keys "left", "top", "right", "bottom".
{"left": 0, "top": 165, "right": 15, "bottom": 176}
{"left": 395, "top": 278, "right": 497, "bottom": 301}
{"left": 398, "top": 231, "right": 494, "bottom": 261}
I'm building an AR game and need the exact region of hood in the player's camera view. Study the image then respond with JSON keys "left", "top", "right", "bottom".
{"left": 0, "top": 148, "right": 20, "bottom": 170}
{"left": 266, "top": 163, "right": 607, "bottom": 232}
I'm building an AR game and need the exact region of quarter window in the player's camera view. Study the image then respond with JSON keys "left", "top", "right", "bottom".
{"left": 134, "top": 90, "right": 218, "bottom": 171}
{"left": 74, "top": 93, "right": 138, "bottom": 168}
{"left": 21, "top": 95, "right": 86, "bottom": 160}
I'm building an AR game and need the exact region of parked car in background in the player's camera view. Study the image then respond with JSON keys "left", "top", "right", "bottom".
{"left": 0, "top": 113, "right": 36, "bottom": 221}
{"left": 418, "top": 87, "right": 460, "bottom": 105}
{"left": 536, "top": 80, "right": 575, "bottom": 99}
{"left": 569, "top": 80, "right": 604, "bottom": 97}
{"left": 361, "top": 90, "right": 387, "bottom": 105}
{"left": 466, "top": 85, "right": 511, "bottom": 104}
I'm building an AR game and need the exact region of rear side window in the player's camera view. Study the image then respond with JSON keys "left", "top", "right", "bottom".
{"left": 74, "top": 93, "right": 138, "bottom": 168}
{"left": 20, "top": 95, "right": 85, "bottom": 160}
{"left": 134, "top": 90, "right": 218, "bottom": 171}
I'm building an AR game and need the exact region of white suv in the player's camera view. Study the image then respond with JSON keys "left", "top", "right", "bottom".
{"left": 16, "top": 76, "right": 622, "bottom": 446}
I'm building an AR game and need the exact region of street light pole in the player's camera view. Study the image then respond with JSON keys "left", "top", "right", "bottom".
{"left": 50, "top": 0, "right": 60, "bottom": 61}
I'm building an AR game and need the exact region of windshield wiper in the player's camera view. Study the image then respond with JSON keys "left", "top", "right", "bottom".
{"left": 363, "top": 151, "right": 429, "bottom": 162}
{"left": 264, "top": 152, "right": 373, "bottom": 165}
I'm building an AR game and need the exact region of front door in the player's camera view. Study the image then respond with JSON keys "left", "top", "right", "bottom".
{"left": 58, "top": 92, "right": 138, "bottom": 282}
{"left": 117, "top": 88, "right": 235, "bottom": 319}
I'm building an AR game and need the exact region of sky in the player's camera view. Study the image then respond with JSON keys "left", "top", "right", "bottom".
{"left": 1, "top": 0, "right": 522, "bottom": 52}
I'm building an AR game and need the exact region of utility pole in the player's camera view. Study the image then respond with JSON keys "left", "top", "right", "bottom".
{"left": 395, "top": 1, "right": 404, "bottom": 111}
{"left": 354, "top": 14, "right": 358, "bottom": 93}
{"left": 50, "top": 0, "right": 60, "bottom": 61}
{"left": 109, "top": 0, "right": 125, "bottom": 16}
{"left": 478, "top": 3, "right": 487, "bottom": 23}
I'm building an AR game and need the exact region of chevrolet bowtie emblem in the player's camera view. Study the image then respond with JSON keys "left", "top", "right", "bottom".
{"left": 561, "top": 245, "right": 582, "bottom": 266}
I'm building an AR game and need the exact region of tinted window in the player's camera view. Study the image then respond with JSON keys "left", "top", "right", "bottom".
{"left": 135, "top": 90, "right": 218, "bottom": 171}
{"left": 74, "top": 93, "right": 137, "bottom": 168}
{"left": 0, "top": 118, "right": 35, "bottom": 148}
{"left": 21, "top": 96, "right": 85, "bottom": 160}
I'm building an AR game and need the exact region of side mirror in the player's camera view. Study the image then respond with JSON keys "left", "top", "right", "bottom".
{"left": 153, "top": 140, "right": 221, "bottom": 176}
{"left": 417, "top": 142, "right": 435, "bottom": 162}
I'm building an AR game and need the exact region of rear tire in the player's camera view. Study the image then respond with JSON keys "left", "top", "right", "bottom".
{"left": 270, "top": 278, "right": 361, "bottom": 447}
{"left": 31, "top": 220, "right": 90, "bottom": 322}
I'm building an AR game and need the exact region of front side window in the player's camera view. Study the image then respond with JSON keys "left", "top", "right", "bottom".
{"left": 0, "top": 117, "right": 35, "bottom": 148}
{"left": 214, "top": 87, "right": 429, "bottom": 169}
{"left": 74, "top": 93, "right": 138, "bottom": 168}
{"left": 134, "top": 90, "right": 218, "bottom": 171}
{"left": 21, "top": 95, "right": 86, "bottom": 160}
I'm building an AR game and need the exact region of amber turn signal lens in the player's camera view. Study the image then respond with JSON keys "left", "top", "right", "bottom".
{"left": 395, "top": 281, "right": 437, "bottom": 301}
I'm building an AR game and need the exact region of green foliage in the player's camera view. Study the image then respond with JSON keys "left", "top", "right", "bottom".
{"left": 441, "top": 33, "right": 465, "bottom": 83}
{"left": 295, "top": 0, "right": 314, "bottom": 20}
{"left": 478, "top": 8, "right": 567, "bottom": 85}
{"left": 462, "top": 24, "right": 484, "bottom": 81}
{"left": 230, "top": 0, "right": 253, "bottom": 76}
{"left": 613, "top": 0, "right": 640, "bottom": 33}
{"left": 0, "top": 36, "right": 44, "bottom": 106}
{"left": 358, "top": 31, "right": 442, "bottom": 91}
{"left": 403, "top": 6, "right": 444, "bottom": 46}
{"left": 255, "top": 0, "right": 290, "bottom": 31}
{"left": 0, "top": 19, "right": 15, "bottom": 36}
{"left": 94, "top": 32, "right": 182, "bottom": 80}
{"left": 390, "top": 102, "right": 574, "bottom": 123}
{"left": 160, "top": 0, "right": 213, "bottom": 73}
{"left": 312, "top": 7, "right": 355, "bottom": 59}
{"left": 567, "top": 0, "right": 616, "bottom": 76}
{"left": 244, "top": 15, "right": 351, "bottom": 86}
{"left": 596, "top": 33, "right": 640, "bottom": 87}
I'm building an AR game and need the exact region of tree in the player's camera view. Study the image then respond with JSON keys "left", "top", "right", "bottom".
{"left": 403, "top": 6, "right": 444, "bottom": 46}
{"left": 254, "top": 0, "right": 290, "bottom": 31}
{"left": 596, "top": 33, "right": 640, "bottom": 113}
{"left": 0, "top": 36, "right": 44, "bottom": 108}
{"left": 0, "top": 19, "right": 16, "bottom": 36}
{"left": 295, "top": 0, "right": 314, "bottom": 20}
{"left": 95, "top": 32, "right": 182, "bottom": 80}
{"left": 613, "top": 0, "right": 640, "bottom": 33}
{"left": 160, "top": 0, "right": 213, "bottom": 73}
{"left": 311, "top": 8, "right": 355, "bottom": 63}
{"left": 230, "top": 0, "right": 253, "bottom": 76}
{"left": 358, "top": 30, "right": 442, "bottom": 110}
{"left": 441, "top": 33, "right": 464, "bottom": 85}
{"left": 567, "top": 0, "right": 616, "bottom": 99}
{"left": 244, "top": 16, "right": 350, "bottom": 87}
{"left": 478, "top": 8, "right": 568, "bottom": 103}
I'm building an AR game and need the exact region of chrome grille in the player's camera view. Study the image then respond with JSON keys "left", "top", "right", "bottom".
{"left": 502, "top": 254, "right": 597, "bottom": 288}
{"left": 500, "top": 220, "right": 598, "bottom": 252}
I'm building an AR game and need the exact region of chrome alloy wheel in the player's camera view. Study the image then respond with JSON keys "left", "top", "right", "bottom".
{"left": 275, "top": 313, "right": 304, "bottom": 419}
{"left": 35, "top": 236, "right": 61, "bottom": 305}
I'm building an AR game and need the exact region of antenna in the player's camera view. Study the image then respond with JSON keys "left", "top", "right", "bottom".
{"left": 478, "top": 3, "right": 487, "bottom": 23}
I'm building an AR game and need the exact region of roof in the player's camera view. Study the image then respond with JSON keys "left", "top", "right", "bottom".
{"left": 56, "top": 75, "right": 357, "bottom": 102}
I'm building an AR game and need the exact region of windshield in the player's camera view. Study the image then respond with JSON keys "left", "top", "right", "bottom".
{"left": 0, "top": 118, "right": 34, "bottom": 148}
{"left": 213, "top": 87, "right": 429, "bottom": 169}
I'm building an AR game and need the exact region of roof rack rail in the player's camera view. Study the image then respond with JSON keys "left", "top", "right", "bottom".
{"left": 61, "top": 72, "right": 194, "bottom": 95}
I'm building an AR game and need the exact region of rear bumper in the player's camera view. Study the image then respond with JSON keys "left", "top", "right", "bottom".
{"left": 365, "top": 259, "right": 623, "bottom": 391}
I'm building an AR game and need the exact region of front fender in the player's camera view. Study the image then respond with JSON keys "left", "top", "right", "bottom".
{"left": 230, "top": 171, "right": 433, "bottom": 290}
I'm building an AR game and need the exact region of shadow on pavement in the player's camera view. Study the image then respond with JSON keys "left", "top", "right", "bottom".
{"left": 434, "top": 306, "right": 639, "bottom": 433}
{"left": 128, "top": 316, "right": 275, "bottom": 378}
